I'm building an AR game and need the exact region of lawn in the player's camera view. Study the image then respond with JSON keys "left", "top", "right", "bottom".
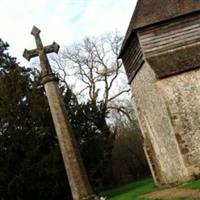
{"left": 181, "top": 178, "right": 200, "bottom": 190}
{"left": 100, "top": 178, "right": 158, "bottom": 200}
{"left": 100, "top": 178, "right": 200, "bottom": 200}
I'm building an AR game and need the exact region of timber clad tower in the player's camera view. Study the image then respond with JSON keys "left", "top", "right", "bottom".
{"left": 119, "top": 0, "right": 200, "bottom": 187}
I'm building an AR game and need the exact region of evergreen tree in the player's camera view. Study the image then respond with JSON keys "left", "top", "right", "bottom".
{"left": 63, "top": 90, "right": 115, "bottom": 190}
{"left": 0, "top": 38, "right": 118, "bottom": 200}
{"left": 0, "top": 39, "right": 71, "bottom": 200}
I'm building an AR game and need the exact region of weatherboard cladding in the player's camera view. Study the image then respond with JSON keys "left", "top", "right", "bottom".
{"left": 139, "top": 14, "right": 200, "bottom": 57}
{"left": 122, "top": 36, "right": 143, "bottom": 84}
{"left": 120, "top": 0, "right": 200, "bottom": 82}
{"left": 138, "top": 12, "right": 200, "bottom": 78}
{"left": 120, "top": 0, "right": 200, "bottom": 56}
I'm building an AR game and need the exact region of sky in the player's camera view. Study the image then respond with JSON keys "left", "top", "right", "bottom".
{"left": 0, "top": 0, "right": 136, "bottom": 66}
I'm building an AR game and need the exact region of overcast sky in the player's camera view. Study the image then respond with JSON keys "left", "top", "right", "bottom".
{"left": 0, "top": 0, "right": 136, "bottom": 66}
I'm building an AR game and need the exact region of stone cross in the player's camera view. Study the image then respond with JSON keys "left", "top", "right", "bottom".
{"left": 23, "top": 26, "right": 98, "bottom": 200}
{"left": 23, "top": 26, "right": 59, "bottom": 81}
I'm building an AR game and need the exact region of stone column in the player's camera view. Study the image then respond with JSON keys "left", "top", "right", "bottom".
{"left": 43, "top": 74, "right": 97, "bottom": 200}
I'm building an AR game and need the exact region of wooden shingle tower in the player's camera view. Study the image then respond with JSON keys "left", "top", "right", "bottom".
{"left": 119, "top": 0, "right": 200, "bottom": 187}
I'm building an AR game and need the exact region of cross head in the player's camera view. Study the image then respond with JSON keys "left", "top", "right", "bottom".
{"left": 23, "top": 26, "right": 60, "bottom": 77}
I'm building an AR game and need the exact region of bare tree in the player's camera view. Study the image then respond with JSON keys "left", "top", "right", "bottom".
{"left": 50, "top": 31, "right": 131, "bottom": 121}
{"left": 50, "top": 32, "right": 148, "bottom": 187}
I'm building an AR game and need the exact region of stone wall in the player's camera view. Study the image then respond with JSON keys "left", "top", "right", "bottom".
{"left": 158, "top": 69, "right": 200, "bottom": 177}
{"left": 131, "top": 62, "right": 192, "bottom": 186}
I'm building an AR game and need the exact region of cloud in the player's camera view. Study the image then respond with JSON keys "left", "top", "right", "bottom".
{"left": 0, "top": 0, "right": 136, "bottom": 66}
{"left": 68, "top": 0, "right": 136, "bottom": 41}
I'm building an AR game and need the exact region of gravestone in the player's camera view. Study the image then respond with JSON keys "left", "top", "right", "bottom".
{"left": 23, "top": 26, "right": 98, "bottom": 200}
{"left": 119, "top": 0, "right": 200, "bottom": 187}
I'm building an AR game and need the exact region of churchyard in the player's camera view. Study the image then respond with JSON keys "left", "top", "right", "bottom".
{"left": 0, "top": 0, "right": 199, "bottom": 199}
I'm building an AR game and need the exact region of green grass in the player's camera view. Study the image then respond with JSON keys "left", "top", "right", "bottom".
{"left": 100, "top": 178, "right": 200, "bottom": 200}
{"left": 100, "top": 178, "right": 157, "bottom": 200}
{"left": 180, "top": 178, "right": 200, "bottom": 190}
